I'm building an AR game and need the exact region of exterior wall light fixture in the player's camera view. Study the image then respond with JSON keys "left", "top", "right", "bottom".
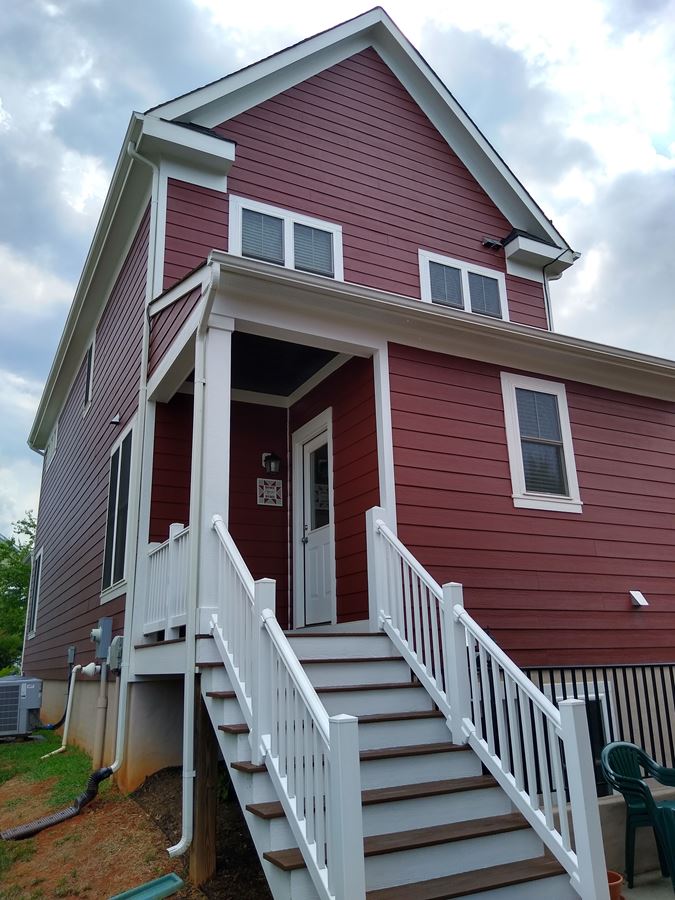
{"left": 262, "top": 452, "right": 281, "bottom": 475}
{"left": 630, "top": 590, "right": 649, "bottom": 607}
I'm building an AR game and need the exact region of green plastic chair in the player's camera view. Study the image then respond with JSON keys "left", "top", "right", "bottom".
{"left": 601, "top": 741, "right": 675, "bottom": 889}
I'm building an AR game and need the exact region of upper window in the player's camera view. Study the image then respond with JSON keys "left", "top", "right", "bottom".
{"left": 229, "top": 196, "right": 343, "bottom": 279}
{"left": 501, "top": 373, "right": 582, "bottom": 513}
{"left": 419, "top": 250, "right": 508, "bottom": 320}
{"left": 83, "top": 340, "right": 95, "bottom": 411}
{"left": 26, "top": 547, "right": 43, "bottom": 638}
{"left": 102, "top": 428, "right": 133, "bottom": 595}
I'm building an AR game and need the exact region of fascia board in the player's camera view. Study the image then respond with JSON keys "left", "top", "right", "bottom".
{"left": 28, "top": 113, "right": 148, "bottom": 451}
{"left": 138, "top": 116, "right": 236, "bottom": 174}
{"left": 151, "top": 8, "right": 384, "bottom": 121}
{"left": 209, "top": 251, "right": 675, "bottom": 402}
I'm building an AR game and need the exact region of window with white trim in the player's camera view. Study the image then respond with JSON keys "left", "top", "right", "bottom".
{"left": 83, "top": 340, "right": 95, "bottom": 410}
{"left": 419, "top": 250, "right": 508, "bottom": 320}
{"left": 500, "top": 372, "right": 582, "bottom": 513}
{"left": 44, "top": 423, "right": 58, "bottom": 471}
{"left": 229, "top": 196, "right": 343, "bottom": 279}
{"left": 26, "top": 547, "right": 43, "bottom": 638}
{"left": 102, "top": 427, "right": 133, "bottom": 594}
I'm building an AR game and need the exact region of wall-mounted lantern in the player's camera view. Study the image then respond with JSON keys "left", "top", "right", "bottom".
{"left": 262, "top": 452, "right": 281, "bottom": 475}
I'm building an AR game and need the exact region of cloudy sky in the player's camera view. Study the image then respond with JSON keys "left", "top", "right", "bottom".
{"left": 1, "top": 0, "right": 674, "bottom": 536}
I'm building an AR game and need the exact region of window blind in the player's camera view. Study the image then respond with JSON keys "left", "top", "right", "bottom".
{"left": 468, "top": 272, "right": 501, "bottom": 317}
{"left": 242, "top": 209, "right": 284, "bottom": 264}
{"left": 294, "top": 223, "right": 334, "bottom": 276}
{"left": 516, "top": 388, "right": 567, "bottom": 494}
{"left": 429, "top": 261, "right": 463, "bottom": 308}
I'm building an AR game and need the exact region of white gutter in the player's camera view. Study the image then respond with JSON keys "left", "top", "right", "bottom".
{"left": 109, "top": 141, "right": 159, "bottom": 777}
{"left": 167, "top": 262, "right": 221, "bottom": 858}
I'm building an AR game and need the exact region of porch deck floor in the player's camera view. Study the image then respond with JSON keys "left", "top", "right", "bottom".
{"left": 626, "top": 871, "right": 674, "bottom": 898}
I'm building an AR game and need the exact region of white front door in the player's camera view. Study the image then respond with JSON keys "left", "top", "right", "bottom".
{"left": 293, "top": 409, "right": 336, "bottom": 628}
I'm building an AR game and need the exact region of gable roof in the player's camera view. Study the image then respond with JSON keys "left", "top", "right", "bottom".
{"left": 148, "top": 7, "right": 573, "bottom": 256}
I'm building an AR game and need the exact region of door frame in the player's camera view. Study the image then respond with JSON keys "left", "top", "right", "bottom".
{"left": 291, "top": 407, "right": 337, "bottom": 629}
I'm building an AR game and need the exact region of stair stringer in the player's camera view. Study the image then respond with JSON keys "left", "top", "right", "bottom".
{"left": 199, "top": 665, "right": 321, "bottom": 900}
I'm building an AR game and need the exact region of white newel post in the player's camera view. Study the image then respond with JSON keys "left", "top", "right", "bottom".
{"left": 442, "top": 583, "right": 472, "bottom": 745}
{"left": 251, "top": 580, "right": 275, "bottom": 766}
{"left": 559, "top": 700, "right": 610, "bottom": 900}
{"left": 329, "top": 714, "right": 366, "bottom": 900}
{"left": 167, "top": 522, "right": 185, "bottom": 632}
{"left": 366, "top": 506, "right": 388, "bottom": 631}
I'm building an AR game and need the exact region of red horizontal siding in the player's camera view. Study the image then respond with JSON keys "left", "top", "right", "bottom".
{"left": 289, "top": 357, "right": 380, "bottom": 624}
{"left": 389, "top": 342, "right": 675, "bottom": 667}
{"left": 147, "top": 285, "right": 201, "bottom": 377}
{"left": 163, "top": 180, "right": 228, "bottom": 289}
{"left": 208, "top": 48, "right": 547, "bottom": 326}
{"left": 149, "top": 393, "right": 193, "bottom": 543}
{"left": 24, "top": 208, "right": 150, "bottom": 680}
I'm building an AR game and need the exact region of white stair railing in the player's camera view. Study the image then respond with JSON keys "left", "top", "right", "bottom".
{"left": 144, "top": 522, "right": 190, "bottom": 635}
{"left": 211, "top": 515, "right": 366, "bottom": 900}
{"left": 367, "top": 507, "right": 609, "bottom": 900}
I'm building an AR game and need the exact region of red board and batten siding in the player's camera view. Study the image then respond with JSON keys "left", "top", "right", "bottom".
{"left": 389, "top": 342, "right": 675, "bottom": 667}
{"left": 289, "top": 357, "right": 380, "bottom": 624}
{"left": 162, "top": 48, "right": 548, "bottom": 329}
{"left": 24, "top": 209, "right": 150, "bottom": 681}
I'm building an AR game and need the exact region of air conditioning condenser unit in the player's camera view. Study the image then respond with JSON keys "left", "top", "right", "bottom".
{"left": 0, "top": 676, "right": 43, "bottom": 738}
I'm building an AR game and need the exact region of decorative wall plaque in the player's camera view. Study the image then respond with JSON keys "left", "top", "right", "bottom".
{"left": 257, "top": 478, "right": 283, "bottom": 507}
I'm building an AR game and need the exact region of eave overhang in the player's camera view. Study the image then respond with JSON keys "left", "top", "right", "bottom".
{"left": 137, "top": 117, "right": 236, "bottom": 175}
{"left": 209, "top": 251, "right": 675, "bottom": 404}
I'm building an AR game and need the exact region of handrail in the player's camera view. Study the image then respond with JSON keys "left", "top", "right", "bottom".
{"left": 262, "top": 612, "right": 331, "bottom": 744}
{"left": 212, "top": 514, "right": 255, "bottom": 598}
{"left": 366, "top": 506, "right": 609, "bottom": 900}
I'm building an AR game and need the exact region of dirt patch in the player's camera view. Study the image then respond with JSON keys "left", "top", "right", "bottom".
{"left": 0, "top": 777, "right": 60, "bottom": 831}
{"left": 134, "top": 767, "right": 272, "bottom": 900}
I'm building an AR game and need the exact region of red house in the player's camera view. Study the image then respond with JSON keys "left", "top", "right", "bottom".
{"left": 23, "top": 9, "right": 675, "bottom": 899}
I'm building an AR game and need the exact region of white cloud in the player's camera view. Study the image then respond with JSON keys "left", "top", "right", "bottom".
{"left": 0, "top": 245, "right": 73, "bottom": 318}
{"left": 0, "top": 459, "right": 41, "bottom": 537}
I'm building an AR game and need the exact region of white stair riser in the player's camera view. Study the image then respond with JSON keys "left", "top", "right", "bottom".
{"left": 263, "top": 861, "right": 320, "bottom": 900}
{"left": 319, "top": 687, "right": 434, "bottom": 716}
{"left": 286, "top": 635, "right": 399, "bottom": 659}
{"left": 358, "top": 716, "right": 449, "bottom": 749}
{"left": 301, "top": 658, "right": 409, "bottom": 687}
{"left": 365, "top": 828, "right": 544, "bottom": 890}
{"left": 247, "top": 813, "right": 296, "bottom": 851}
{"left": 461, "top": 874, "right": 577, "bottom": 900}
{"left": 200, "top": 666, "right": 233, "bottom": 693}
{"left": 360, "top": 750, "right": 481, "bottom": 789}
{"left": 363, "top": 787, "right": 511, "bottom": 835}
{"left": 196, "top": 640, "right": 220, "bottom": 665}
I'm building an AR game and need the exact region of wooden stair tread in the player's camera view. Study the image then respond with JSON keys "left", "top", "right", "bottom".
{"left": 205, "top": 690, "right": 236, "bottom": 699}
{"left": 264, "top": 813, "right": 529, "bottom": 871}
{"left": 299, "top": 656, "right": 403, "bottom": 664}
{"left": 360, "top": 742, "right": 465, "bottom": 762}
{"left": 134, "top": 637, "right": 185, "bottom": 649}
{"left": 316, "top": 681, "right": 419, "bottom": 694}
{"left": 219, "top": 723, "right": 249, "bottom": 734}
{"left": 196, "top": 661, "right": 223, "bottom": 668}
{"left": 231, "top": 760, "right": 265, "bottom": 774}
{"left": 247, "top": 776, "right": 498, "bottom": 820}
{"left": 358, "top": 709, "right": 444, "bottom": 724}
{"left": 285, "top": 632, "right": 388, "bottom": 637}
{"left": 365, "top": 856, "right": 566, "bottom": 900}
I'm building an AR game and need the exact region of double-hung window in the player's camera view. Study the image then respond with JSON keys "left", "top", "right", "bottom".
{"left": 419, "top": 250, "right": 508, "bottom": 320}
{"left": 501, "top": 372, "right": 582, "bottom": 513}
{"left": 230, "top": 196, "right": 343, "bottom": 279}
{"left": 26, "top": 547, "right": 43, "bottom": 638}
{"left": 102, "top": 427, "right": 133, "bottom": 596}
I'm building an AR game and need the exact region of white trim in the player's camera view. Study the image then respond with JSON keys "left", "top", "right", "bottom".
{"left": 287, "top": 354, "right": 350, "bottom": 405}
{"left": 231, "top": 389, "right": 289, "bottom": 408}
{"left": 292, "top": 408, "right": 336, "bottom": 629}
{"left": 100, "top": 417, "right": 136, "bottom": 599}
{"left": 373, "top": 346, "right": 396, "bottom": 527}
{"left": 25, "top": 546, "right": 43, "bottom": 639}
{"left": 43, "top": 422, "right": 58, "bottom": 472}
{"left": 419, "top": 249, "right": 509, "bottom": 321}
{"left": 229, "top": 195, "right": 344, "bottom": 280}
{"left": 500, "top": 372, "right": 582, "bottom": 514}
{"left": 148, "top": 266, "right": 207, "bottom": 317}
{"left": 82, "top": 337, "right": 96, "bottom": 414}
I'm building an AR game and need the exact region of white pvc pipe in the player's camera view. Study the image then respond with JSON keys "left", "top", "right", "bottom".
{"left": 41, "top": 663, "right": 99, "bottom": 759}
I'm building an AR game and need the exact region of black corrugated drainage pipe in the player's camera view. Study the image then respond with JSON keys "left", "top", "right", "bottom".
{"left": 0, "top": 767, "right": 112, "bottom": 841}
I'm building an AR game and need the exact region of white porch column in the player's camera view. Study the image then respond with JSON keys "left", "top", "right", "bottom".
{"left": 197, "top": 313, "right": 234, "bottom": 614}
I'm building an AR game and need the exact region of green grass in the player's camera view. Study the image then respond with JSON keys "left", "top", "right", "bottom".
{"left": 0, "top": 838, "right": 36, "bottom": 877}
{"left": 0, "top": 731, "right": 109, "bottom": 808}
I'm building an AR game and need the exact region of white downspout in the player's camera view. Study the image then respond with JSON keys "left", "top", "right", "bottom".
{"left": 109, "top": 138, "right": 159, "bottom": 777}
{"left": 167, "top": 262, "right": 221, "bottom": 858}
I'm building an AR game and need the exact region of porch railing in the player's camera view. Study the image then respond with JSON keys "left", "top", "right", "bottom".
{"left": 366, "top": 507, "right": 610, "bottom": 900}
{"left": 210, "top": 515, "right": 365, "bottom": 900}
{"left": 144, "top": 523, "right": 190, "bottom": 636}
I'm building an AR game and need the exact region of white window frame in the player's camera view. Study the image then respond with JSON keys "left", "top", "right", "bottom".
{"left": 500, "top": 372, "right": 582, "bottom": 513}
{"left": 100, "top": 421, "right": 134, "bottom": 603}
{"left": 82, "top": 338, "right": 95, "bottom": 414}
{"left": 26, "top": 546, "right": 43, "bottom": 639}
{"left": 229, "top": 195, "right": 344, "bottom": 280}
{"left": 44, "top": 422, "right": 58, "bottom": 472}
{"left": 418, "top": 249, "right": 509, "bottom": 321}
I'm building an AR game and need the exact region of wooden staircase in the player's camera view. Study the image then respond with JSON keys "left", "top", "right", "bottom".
{"left": 198, "top": 631, "right": 578, "bottom": 899}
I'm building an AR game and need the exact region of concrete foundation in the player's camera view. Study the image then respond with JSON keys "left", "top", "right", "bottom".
{"left": 599, "top": 780, "right": 675, "bottom": 876}
{"left": 40, "top": 676, "right": 184, "bottom": 793}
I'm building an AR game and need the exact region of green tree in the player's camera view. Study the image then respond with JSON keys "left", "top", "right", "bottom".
{"left": 0, "top": 512, "right": 36, "bottom": 675}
